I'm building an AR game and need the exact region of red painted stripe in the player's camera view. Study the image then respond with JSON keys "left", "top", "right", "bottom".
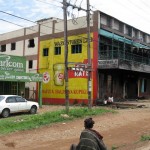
{"left": 92, "top": 32, "right": 98, "bottom": 102}
{"left": 42, "top": 98, "right": 89, "bottom": 105}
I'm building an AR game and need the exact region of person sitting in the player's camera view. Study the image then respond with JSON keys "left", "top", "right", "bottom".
{"left": 75, "top": 117, "right": 107, "bottom": 150}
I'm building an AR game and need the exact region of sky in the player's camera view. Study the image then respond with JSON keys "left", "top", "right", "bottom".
{"left": 0, "top": 0, "right": 150, "bottom": 34}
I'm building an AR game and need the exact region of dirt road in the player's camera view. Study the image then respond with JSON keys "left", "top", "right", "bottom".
{"left": 0, "top": 103, "right": 150, "bottom": 150}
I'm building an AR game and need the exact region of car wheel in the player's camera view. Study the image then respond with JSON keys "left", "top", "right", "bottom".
{"left": 30, "top": 106, "right": 37, "bottom": 114}
{"left": 2, "top": 109, "right": 10, "bottom": 118}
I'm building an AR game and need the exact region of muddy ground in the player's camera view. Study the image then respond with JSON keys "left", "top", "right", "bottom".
{"left": 0, "top": 101, "right": 150, "bottom": 150}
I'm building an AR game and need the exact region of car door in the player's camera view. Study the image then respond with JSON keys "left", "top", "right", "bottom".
{"left": 5, "top": 97, "right": 18, "bottom": 113}
{"left": 16, "top": 96, "right": 28, "bottom": 112}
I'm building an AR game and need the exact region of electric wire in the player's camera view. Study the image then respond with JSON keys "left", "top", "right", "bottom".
{"left": 0, "top": 10, "right": 36, "bottom": 24}
{"left": 0, "top": 9, "right": 89, "bottom": 39}
{"left": 0, "top": 0, "right": 87, "bottom": 34}
{"left": 79, "top": 0, "right": 84, "bottom": 7}
{"left": 0, "top": 18, "right": 55, "bottom": 36}
{"left": 0, "top": 19, "right": 24, "bottom": 28}
{"left": 74, "top": 0, "right": 78, "bottom": 5}
{"left": 141, "top": 0, "right": 150, "bottom": 9}
{"left": 0, "top": 16, "right": 96, "bottom": 51}
{"left": 0, "top": 0, "right": 149, "bottom": 62}
{"left": 1, "top": 0, "right": 149, "bottom": 51}
{"left": 119, "top": 0, "right": 150, "bottom": 22}
{"left": 0, "top": 0, "right": 120, "bottom": 53}
{"left": 90, "top": 1, "right": 150, "bottom": 34}
{"left": 36, "top": 0, "right": 62, "bottom": 8}
{"left": 0, "top": 10, "right": 64, "bottom": 33}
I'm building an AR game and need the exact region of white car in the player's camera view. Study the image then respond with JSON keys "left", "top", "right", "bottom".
{"left": 0, "top": 95, "right": 39, "bottom": 118}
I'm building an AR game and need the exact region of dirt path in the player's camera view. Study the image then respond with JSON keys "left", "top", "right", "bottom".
{"left": 0, "top": 105, "right": 150, "bottom": 150}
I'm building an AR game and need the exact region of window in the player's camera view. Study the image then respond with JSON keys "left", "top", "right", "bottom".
{"left": 43, "top": 48, "right": 49, "bottom": 56}
{"left": 54, "top": 47, "right": 61, "bottom": 55}
{"left": 0, "top": 96, "right": 4, "bottom": 102}
{"left": 29, "top": 60, "right": 33, "bottom": 69}
{"left": 71, "top": 44, "right": 82, "bottom": 54}
{"left": 11, "top": 43, "right": 16, "bottom": 50}
{"left": 141, "top": 79, "right": 147, "bottom": 93}
{"left": 16, "top": 97, "right": 26, "bottom": 102}
{"left": 1, "top": 45, "right": 6, "bottom": 52}
{"left": 6, "top": 97, "right": 16, "bottom": 103}
{"left": 28, "top": 39, "right": 35, "bottom": 48}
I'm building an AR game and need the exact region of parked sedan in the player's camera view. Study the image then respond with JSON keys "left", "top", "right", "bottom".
{"left": 0, "top": 95, "right": 39, "bottom": 118}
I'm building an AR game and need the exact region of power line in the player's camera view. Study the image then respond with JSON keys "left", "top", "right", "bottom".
{"left": 79, "top": 0, "right": 84, "bottom": 7}
{"left": 0, "top": 16, "right": 96, "bottom": 52}
{"left": 73, "top": 0, "right": 78, "bottom": 5}
{"left": 35, "top": 0, "right": 62, "bottom": 8}
{"left": 0, "top": 9, "right": 96, "bottom": 45}
{"left": 0, "top": 10, "right": 36, "bottom": 24}
{"left": 0, "top": 2, "right": 99, "bottom": 50}
{"left": 90, "top": 1, "right": 150, "bottom": 34}
{"left": 0, "top": 10, "right": 64, "bottom": 33}
{"left": 34, "top": 0, "right": 64, "bottom": 19}
{"left": 0, "top": 19, "right": 24, "bottom": 28}
{"left": 0, "top": 18, "right": 52, "bottom": 35}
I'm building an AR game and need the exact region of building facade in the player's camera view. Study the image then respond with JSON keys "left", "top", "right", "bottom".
{"left": 0, "top": 54, "right": 43, "bottom": 105}
{"left": 0, "top": 11, "right": 150, "bottom": 104}
{"left": 0, "top": 25, "right": 40, "bottom": 99}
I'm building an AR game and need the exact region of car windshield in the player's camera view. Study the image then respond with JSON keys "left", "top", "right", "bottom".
{"left": 0, "top": 96, "right": 5, "bottom": 102}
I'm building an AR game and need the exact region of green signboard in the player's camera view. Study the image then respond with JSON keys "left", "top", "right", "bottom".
{"left": 0, "top": 54, "right": 26, "bottom": 72}
{"left": 0, "top": 71, "right": 43, "bottom": 82}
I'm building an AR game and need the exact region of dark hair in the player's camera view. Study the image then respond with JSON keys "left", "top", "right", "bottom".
{"left": 84, "top": 118, "right": 95, "bottom": 129}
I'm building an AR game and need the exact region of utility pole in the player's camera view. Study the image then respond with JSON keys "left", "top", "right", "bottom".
{"left": 63, "top": 0, "right": 92, "bottom": 110}
{"left": 87, "top": 0, "right": 92, "bottom": 109}
{"left": 63, "top": 0, "right": 69, "bottom": 113}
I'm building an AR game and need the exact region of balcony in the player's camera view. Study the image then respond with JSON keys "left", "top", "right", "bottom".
{"left": 98, "top": 50, "right": 150, "bottom": 73}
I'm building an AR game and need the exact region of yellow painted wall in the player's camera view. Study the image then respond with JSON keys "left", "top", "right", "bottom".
{"left": 39, "top": 34, "right": 93, "bottom": 100}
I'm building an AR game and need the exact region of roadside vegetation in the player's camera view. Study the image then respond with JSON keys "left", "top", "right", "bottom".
{"left": 0, "top": 107, "right": 115, "bottom": 135}
{"left": 111, "top": 134, "right": 150, "bottom": 150}
{"left": 141, "top": 135, "right": 150, "bottom": 141}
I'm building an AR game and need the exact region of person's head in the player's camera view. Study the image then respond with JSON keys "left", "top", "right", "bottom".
{"left": 84, "top": 117, "right": 95, "bottom": 129}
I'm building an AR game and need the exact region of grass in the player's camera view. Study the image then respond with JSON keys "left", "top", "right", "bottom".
{"left": 0, "top": 107, "right": 115, "bottom": 135}
{"left": 111, "top": 144, "right": 125, "bottom": 150}
{"left": 141, "top": 135, "right": 150, "bottom": 141}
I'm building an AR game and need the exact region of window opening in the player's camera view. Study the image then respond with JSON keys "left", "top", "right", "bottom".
{"left": 29, "top": 60, "right": 33, "bottom": 69}
{"left": 28, "top": 39, "right": 35, "bottom": 48}
{"left": 11, "top": 43, "right": 16, "bottom": 50}
{"left": 54, "top": 47, "right": 61, "bottom": 55}
{"left": 1, "top": 45, "right": 6, "bottom": 52}
{"left": 71, "top": 44, "right": 82, "bottom": 54}
{"left": 43, "top": 48, "right": 49, "bottom": 56}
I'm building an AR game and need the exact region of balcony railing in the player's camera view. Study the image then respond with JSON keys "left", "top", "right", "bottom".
{"left": 99, "top": 50, "right": 150, "bottom": 65}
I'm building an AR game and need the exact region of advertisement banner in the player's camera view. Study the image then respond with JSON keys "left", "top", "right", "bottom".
{"left": 0, "top": 71, "right": 43, "bottom": 82}
{"left": 0, "top": 54, "right": 26, "bottom": 72}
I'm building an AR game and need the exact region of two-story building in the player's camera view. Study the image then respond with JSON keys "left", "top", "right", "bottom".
{"left": 1, "top": 10, "right": 150, "bottom": 104}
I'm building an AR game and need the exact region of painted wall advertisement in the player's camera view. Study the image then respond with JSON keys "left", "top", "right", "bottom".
{"left": 39, "top": 34, "right": 93, "bottom": 102}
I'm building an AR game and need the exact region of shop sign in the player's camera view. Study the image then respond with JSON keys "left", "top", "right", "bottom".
{"left": 54, "top": 37, "right": 93, "bottom": 46}
{"left": 0, "top": 55, "right": 26, "bottom": 72}
{"left": 0, "top": 71, "right": 43, "bottom": 82}
{"left": 98, "top": 59, "right": 118, "bottom": 68}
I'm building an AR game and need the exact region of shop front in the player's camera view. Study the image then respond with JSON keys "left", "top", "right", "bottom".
{"left": 0, "top": 54, "right": 43, "bottom": 107}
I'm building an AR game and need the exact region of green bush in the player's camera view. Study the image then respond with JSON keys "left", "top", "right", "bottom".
{"left": 141, "top": 135, "right": 150, "bottom": 141}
